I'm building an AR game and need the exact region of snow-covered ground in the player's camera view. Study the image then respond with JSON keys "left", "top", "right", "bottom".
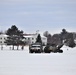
{"left": 0, "top": 45, "right": 76, "bottom": 75}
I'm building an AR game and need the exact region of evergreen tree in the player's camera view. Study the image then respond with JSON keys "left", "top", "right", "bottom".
{"left": 36, "top": 34, "right": 42, "bottom": 44}
{"left": 6, "top": 25, "right": 25, "bottom": 50}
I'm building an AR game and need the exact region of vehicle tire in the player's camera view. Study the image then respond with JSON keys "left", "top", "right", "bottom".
{"left": 53, "top": 51, "right": 57, "bottom": 53}
{"left": 35, "top": 51, "right": 38, "bottom": 53}
{"left": 59, "top": 50, "right": 63, "bottom": 53}
{"left": 48, "top": 51, "right": 51, "bottom": 53}
{"left": 44, "top": 50, "right": 50, "bottom": 53}
{"left": 44, "top": 49, "right": 48, "bottom": 53}
{"left": 38, "top": 51, "right": 41, "bottom": 53}
{"left": 29, "top": 50, "right": 33, "bottom": 53}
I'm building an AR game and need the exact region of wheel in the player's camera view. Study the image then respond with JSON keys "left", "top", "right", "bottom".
{"left": 48, "top": 51, "right": 51, "bottom": 53}
{"left": 38, "top": 51, "right": 41, "bottom": 53}
{"left": 44, "top": 50, "right": 50, "bottom": 53}
{"left": 53, "top": 51, "right": 57, "bottom": 53}
{"left": 34, "top": 50, "right": 38, "bottom": 53}
{"left": 59, "top": 50, "right": 63, "bottom": 53}
{"left": 29, "top": 50, "right": 33, "bottom": 53}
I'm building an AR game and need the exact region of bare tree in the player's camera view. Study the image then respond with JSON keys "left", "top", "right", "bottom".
{"left": 43, "top": 31, "right": 49, "bottom": 37}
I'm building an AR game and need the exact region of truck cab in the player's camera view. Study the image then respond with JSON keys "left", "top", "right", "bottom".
{"left": 29, "top": 42, "right": 43, "bottom": 53}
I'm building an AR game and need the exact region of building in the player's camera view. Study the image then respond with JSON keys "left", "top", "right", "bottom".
{"left": 0, "top": 34, "right": 8, "bottom": 45}
{"left": 23, "top": 33, "right": 47, "bottom": 45}
{"left": 0, "top": 33, "right": 47, "bottom": 45}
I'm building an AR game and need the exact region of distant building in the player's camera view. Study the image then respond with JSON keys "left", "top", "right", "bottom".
{"left": 0, "top": 32, "right": 47, "bottom": 45}
{"left": 23, "top": 33, "right": 47, "bottom": 45}
{"left": 0, "top": 34, "right": 8, "bottom": 45}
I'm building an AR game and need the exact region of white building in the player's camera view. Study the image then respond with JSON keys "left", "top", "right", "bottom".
{"left": 23, "top": 33, "right": 47, "bottom": 45}
{"left": 0, "top": 34, "right": 8, "bottom": 45}
{"left": 0, "top": 33, "right": 47, "bottom": 45}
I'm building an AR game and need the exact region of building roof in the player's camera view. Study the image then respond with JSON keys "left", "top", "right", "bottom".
{"left": 0, "top": 34, "right": 8, "bottom": 37}
{"left": 23, "top": 33, "right": 36, "bottom": 36}
{"left": 24, "top": 35, "right": 34, "bottom": 38}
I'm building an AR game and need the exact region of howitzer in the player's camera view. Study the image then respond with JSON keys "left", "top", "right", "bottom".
{"left": 44, "top": 44, "right": 63, "bottom": 53}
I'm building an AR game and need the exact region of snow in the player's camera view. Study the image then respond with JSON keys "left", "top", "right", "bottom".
{"left": 0, "top": 45, "right": 76, "bottom": 75}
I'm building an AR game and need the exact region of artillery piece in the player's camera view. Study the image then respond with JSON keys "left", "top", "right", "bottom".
{"left": 44, "top": 44, "right": 63, "bottom": 53}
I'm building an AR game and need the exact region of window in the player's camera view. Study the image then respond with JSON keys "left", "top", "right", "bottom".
{"left": 4, "top": 41, "right": 7, "bottom": 43}
{"left": 0, "top": 37, "right": 2, "bottom": 39}
{"left": 4, "top": 38, "right": 6, "bottom": 39}
{"left": 28, "top": 38, "right": 30, "bottom": 40}
{"left": 32, "top": 38, "right": 34, "bottom": 40}
{"left": 0, "top": 41, "right": 2, "bottom": 43}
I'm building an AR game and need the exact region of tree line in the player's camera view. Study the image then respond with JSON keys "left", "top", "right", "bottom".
{"left": 43, "top": 29, "right": 76, "bottom": 48}
{"left": 0, "top": 25, "right": 76, "bottom": 50}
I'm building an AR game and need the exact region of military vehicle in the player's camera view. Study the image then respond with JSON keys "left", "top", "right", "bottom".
{"left": 44, "top": 44, "right": 63, "bottom": 53}
{"left": 29, "top": 42, "right": 43, "bottom": 53}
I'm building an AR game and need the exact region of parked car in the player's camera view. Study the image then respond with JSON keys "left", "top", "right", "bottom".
{"left": 29, "top": 42, "right": 43, "bottom": 53}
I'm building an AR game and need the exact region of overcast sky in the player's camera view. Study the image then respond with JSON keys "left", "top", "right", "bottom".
{"left": 0, "top": 0, "right": 76, "bottom": 34}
